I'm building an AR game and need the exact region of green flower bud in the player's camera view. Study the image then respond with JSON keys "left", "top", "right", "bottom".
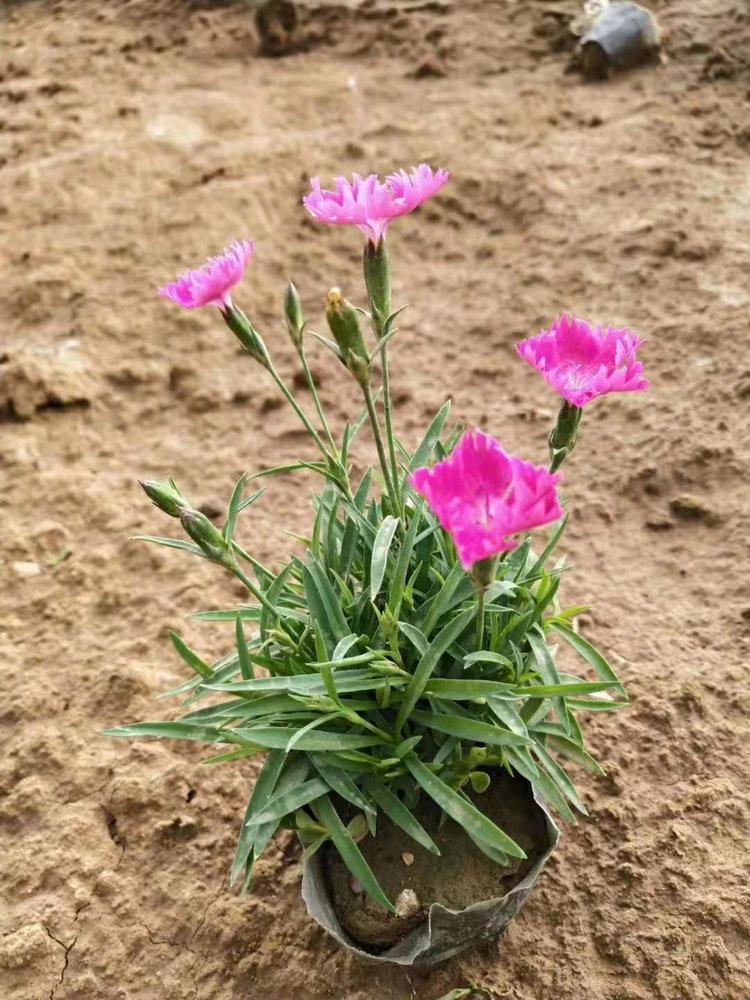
{"left": 470, "top": 555, "right": 498, "bottom": 590}
{"left": 326, "top": 288, "right": 370, "bottom": 386}
{"left": 221, "top": 303, "right": 269, "bottom": 366}
{"left": 180, "top": 509, "right": 232, "bottom": 564}
{"left": 284, "top": 280, "right": 304, "bottom": 351}
{"left": 549, "top": 400, "right": 583, "bottom": 472}
{"left": 363, "top": 237, "right": 392, "bottom": 332}
{"left": 139, "top": 478, "right": 188, "bottom": 518}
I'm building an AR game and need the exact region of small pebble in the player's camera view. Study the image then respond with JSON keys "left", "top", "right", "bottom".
{"left": 12, "top": 561, "right": 42, "bottom": 577}
{"left": 395, "top": 888, "right": 420, "bottom": 919}
{"left": 198, "top": 497, "right": 224, "bottom": 520}
{"left": 402, "top": 852, "right": 415, "bottom": 866}
{"left": 669, "top": 494, "right": 718, "bottom": 524}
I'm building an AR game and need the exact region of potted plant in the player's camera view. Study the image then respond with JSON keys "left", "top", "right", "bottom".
{"left": 106, "top": 165, "right": 648, "bottom": 966}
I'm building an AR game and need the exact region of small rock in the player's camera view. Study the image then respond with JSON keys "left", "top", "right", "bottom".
{"left": 11, "top": 561, "right": 41, "bottom": 578}
{"left": 669, "top": 494, "right": 719, "bottom": 525}
{"left": 155, "top": 816, "right": 198, "bottom": 844}
{"left": 198, "top": 497, "right": 223, "bottom": 520}
{"left": 395, "top": 888, "right": 420, "bottom": 919}
{"left": 30, "top": 519, "right": 69, "bottom": 558}
{"left": 402, "top": 852, "right": 415, "bottom": 866}
{"left": 410, "top": 57, "right": 447, "bottom": 79}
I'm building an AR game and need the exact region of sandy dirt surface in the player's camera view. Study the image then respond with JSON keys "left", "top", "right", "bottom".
{"left": 1, "top": 1, "right": 750, "bottom": 997}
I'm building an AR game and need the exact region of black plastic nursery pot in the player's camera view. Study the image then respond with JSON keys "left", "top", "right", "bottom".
{"left": 301, "top": 772, "right": 559, "bottom": 967}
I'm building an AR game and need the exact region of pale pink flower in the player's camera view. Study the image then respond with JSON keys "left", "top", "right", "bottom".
{"left": 159, "top": 240, "right": 255, "bottom": 310}
{"left": 303, "top": 164, "right": 450, "bottom": 243}
{"left": 517, "top": 314, "right": 648, "bottom": 408}
{"left": 411, "top": 430, "right": 563, "bottom": 570}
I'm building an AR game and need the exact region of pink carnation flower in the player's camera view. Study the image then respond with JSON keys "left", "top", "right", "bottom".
{"left": 411, "top": 430, "right": 563, "bottom": 570}
{"left": 159, "top": 239, "right": 255, "bottom": 310}
{"left": 516, "top": 314, "right": 649, "bottom": 408}
{"left": 303, "top": 164, "right": 450, "bottom": 243}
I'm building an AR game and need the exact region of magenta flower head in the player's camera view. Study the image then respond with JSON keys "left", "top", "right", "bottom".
{"left": 303, "top": 164, "right": 450, "bottom": 244}
{"left": 411, "top": 430, "right": 563, "bottom": 570}
{"left": 159, "top": 239, "right": 255, "bottom": 310}
{"left": 516, "top": 314, "right": 649, "bottom": 408}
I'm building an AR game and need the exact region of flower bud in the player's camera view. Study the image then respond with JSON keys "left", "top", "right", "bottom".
{"left": 326, "top": 288, "right": 370, "bottom": 386}
{"left": 470, "top": 555, "right": 498, "bottom": 590}
{"left": 549, "top": 400, "right": 583, "bottom": 472}
{"left": 180, "top": 509, "right": 232, "bottom": 564}
{"left": 363, "top": 236, "right": 392, "bottom": 331}
{"left": 284, "top": 280, "right": 304, "bottom": 351}
{"left": 139, "top": 478, "right": 188, "bottom": 518}
{"left": 220, "top": 302, "right": 270, "bottom": 366}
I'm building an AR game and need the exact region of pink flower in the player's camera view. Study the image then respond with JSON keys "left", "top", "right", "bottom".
{"left": 516, "top": 314, "right": 649, "bottom": 408}
{"left": 411, "top": 430, "right": 563, "bottom": 570}
{"left": 303, "top": 164, "right": 450, "bottom": 243}
{"left": 159, "top": 240, "right": 255, "bottom": 310}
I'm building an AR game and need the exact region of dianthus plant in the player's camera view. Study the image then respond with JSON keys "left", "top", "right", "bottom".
{"left": 107, "top": 166, "right": 648, "bottom": 910}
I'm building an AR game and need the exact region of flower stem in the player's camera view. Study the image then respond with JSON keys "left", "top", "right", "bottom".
{"left": 379, "top": 343, "right": 402, "bottom": 512}
{"left": 231, "top": 541, "right": 273, "bottom": 580}
{"left": 231, "top": 563, "right": 278, "bottom": 618}
{"left": 299, "top": 348, "right": 338, "bottom": 457}
{"left": 362, "top": 383, "right": 398, "bottom": 509}
{"left": 475, "top": 586, "right": 486, "bottom": 650}
{"left": 266, "top": 360, "right": 329, "bottom": 459}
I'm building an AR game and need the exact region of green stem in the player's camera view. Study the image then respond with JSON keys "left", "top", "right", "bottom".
{"left": 379, "top": 343, "right": 402, "bottom": 514}
{"left": 362, "top": 383, "right": 398, "bottom": 509}
{"left": 231, "top": 564, "right": 278, "bottom": 619}
{"left": 299, "top": 348, "right": 338, "bottom": 457}
{"left": 266, "top": 361, "right": 329, "bottom": 459}
{"left": 475, "top": 587, "right": 486, "bottom": 650}
{"left": 231, "top": 541, "right": 273, "bottom": 580}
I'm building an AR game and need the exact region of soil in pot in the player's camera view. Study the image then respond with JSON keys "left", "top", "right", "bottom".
{"left": 323, "top": 770, "right": 548, "bottom": 950}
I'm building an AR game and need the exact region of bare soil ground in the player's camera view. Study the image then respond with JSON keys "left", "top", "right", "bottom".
{"left": 1, "top": 1, "right": 749, "bottom": 998}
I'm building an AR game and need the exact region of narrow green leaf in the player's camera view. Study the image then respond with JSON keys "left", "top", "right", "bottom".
{"left": 542, "top": 732, "right": 604, "bottom": 775}
{"left": 103, "top": 722, "right": 231, "bottom": 743}
{"left": 168, "top": 631, "right": 212, "bottom": 679}
{"left": 208, "top": 669, "right": 407, "bottom": 696}
{"left": 222, "top": 472, "right": 249, "bottom": 542}
{"left": 230, "top": 749, "right": 285, "bottom": 884}
{"left": 397, "top": 621, "right": 428, "bottom": 656}
{"left": 309, "top": 754, "right": 375, "bottom": 815}
{"left": 248, "top": 777, "right": 329, "bottom": 828}
{"left": 364, "top": 776, "right": 440, "bottom": 854}
{"left": 232, "top": 727, "right": 385, "bottom": 751}
{"left": 516, "top": 681, "right": 617, "bottom": 697}
{"left": 313, "top": 795, "right": 395, "bottom": 913}
{"left": 505, "top": 747, "right": 575, "bottom": 823}
{"left": 405, "top": 757, "right": 526, "bottom": 859}
{"left": 235, "top": 616, "right": 254, "bottom": 681}
{"left": 463, "top": 650, "right": 514, "bottom": 669}
{"left": 406, "top": 399, "right": 451, "bottom": 477}
{"left": 527, "top": 514, "right": 568, "bottom": 578}
{"left": 396, "top": 607, "right": 475, "bottom": 733}
{"left": 487, "top": 698, "right": 529, "bottom": 738}
{"left": 370, "top": 515, "right": 400, "bottom": 601}
{"left": 533, "top": 744, "right": 588, "bottom": 815}
{"left": 548, "top": 622, "right": 626, "bottom": 697}
{"left": 410, "top": 710, "right": 531, "bottom": 748}
{"left": 527, "top": 631, "right": 571, "bottom": 737}
{"left": 286, "top": 712, "right": 342, "bottom": 752}
{"left": 133, "top": 535, "right": 206, "bottom": 559}
{"left": 425, "top": 679, "right": 517, "bottom": 701}
{"left": 388, "top": 503, "right": 421, "bottom": 616}
{"left": 421, "top": 561, "right": 466, "bottom": 637}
